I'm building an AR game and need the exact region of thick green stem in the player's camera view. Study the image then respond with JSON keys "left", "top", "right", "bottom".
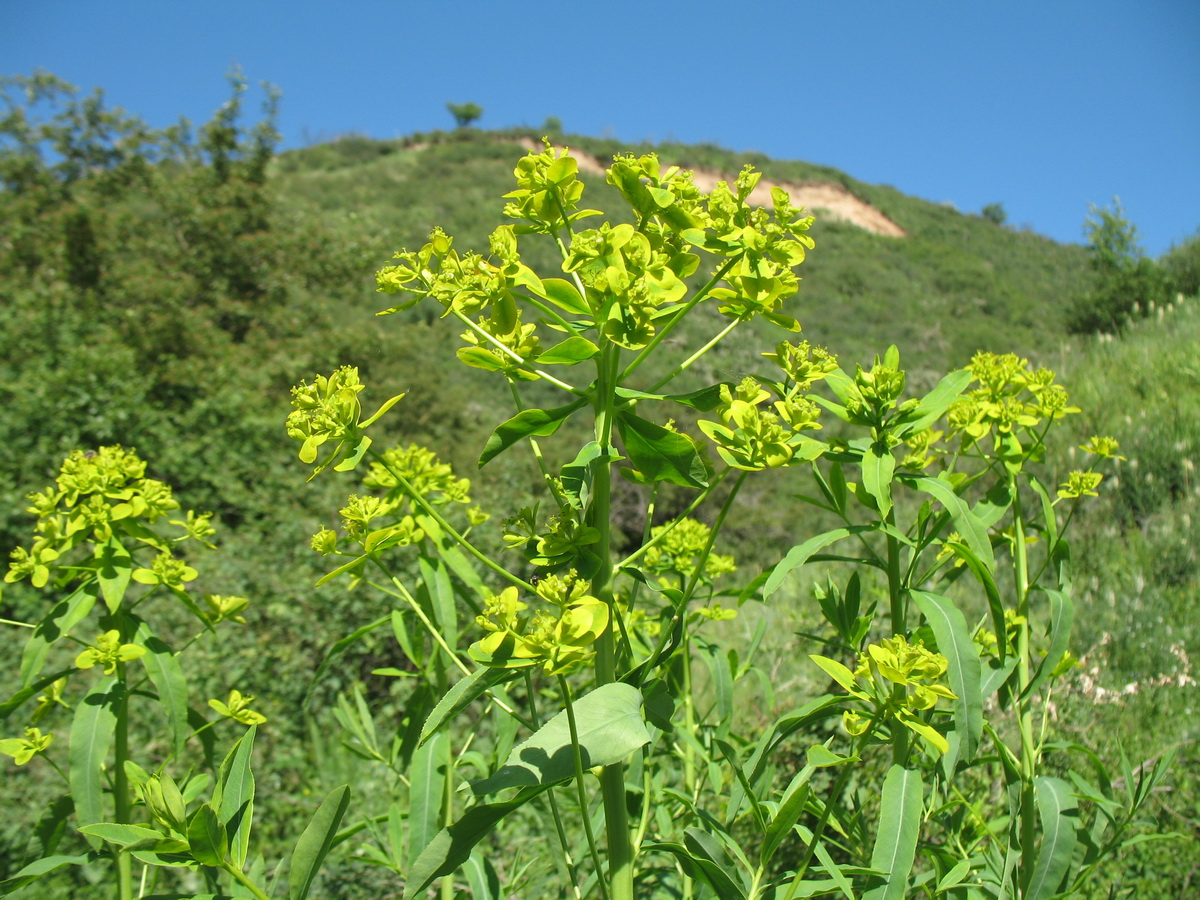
{"left": 1010, "top": 478, "right": 1040, "bottom": 886}
{"left": 113, "top": 665, "right": 133, "bottom": 900}
{"left": 588, "top": 343, "right": 635, "bottom": 900}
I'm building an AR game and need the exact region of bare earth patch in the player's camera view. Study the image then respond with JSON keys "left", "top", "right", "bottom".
{"left": 513, "top": 137, "right": 905, "bottom": 238}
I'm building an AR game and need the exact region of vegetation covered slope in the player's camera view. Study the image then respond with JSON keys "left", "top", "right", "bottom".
{"left": 1, "top": 76, "right": 1196, "bottom": 896}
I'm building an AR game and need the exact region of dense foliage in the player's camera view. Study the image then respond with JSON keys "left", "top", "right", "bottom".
{"left": 1, "top": 75, "right": 1196, "bottom": 898}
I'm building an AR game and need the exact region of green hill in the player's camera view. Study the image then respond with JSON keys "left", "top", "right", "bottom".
{"left": 2, "top": 79, "right": 1197, "bottom": 896}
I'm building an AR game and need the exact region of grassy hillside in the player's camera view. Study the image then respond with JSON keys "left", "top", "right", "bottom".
{"left": 2, "top": 85, "right": 1197, "bottom": 894}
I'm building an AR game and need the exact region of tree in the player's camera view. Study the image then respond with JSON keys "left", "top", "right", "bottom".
{"left": 1068, "top": 199, "right": 1168, "bottom": 333}
{"left": 446, "top": 101, "right": 482, "bottom": 128}
{"left": 980, "top": 202, "right": 1007, "bottom": 225}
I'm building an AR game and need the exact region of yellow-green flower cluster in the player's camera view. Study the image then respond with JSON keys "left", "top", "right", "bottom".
{"left": 641, "top": 517, "right": 736, "bottom": 591}
{"left": 0, "top": 727, "right": 54, "bottom": 766}
{"left": 75, "top": 630, "right": 146, "bottom": 675}
{"left": 1058, "top": 470, "right": 1104, "bottom": 499}
{"left": 812, "top": 634, "right": 957, "bottom": 755}
{"left": 5, "top": 446, "right": 205, "bottom": 593}
{"left": 699, "top": 376, "right": 825, "bottom": 470}
{"left": 470, "top": 573, "right": 609, "bottom": 675}
{"left": 208, "top": 689, "right": 267, "bottom": 726}
{"left": 947, "top": 353, "right": 1080, "bottom": 449}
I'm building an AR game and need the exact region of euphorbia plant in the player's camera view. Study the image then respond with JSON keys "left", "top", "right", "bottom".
{"left": 0, "top": 447, "right": 349, "bottom": 900}
{"left": 287, "top": 142, "right": 1170, "bottom": 898}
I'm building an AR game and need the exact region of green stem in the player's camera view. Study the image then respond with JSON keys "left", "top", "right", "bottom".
{"left": 620, "top": 256, "right": 739, "bottom": 381}
{"left": 588, "top": 343, "right": 635, "bottom": 900}
{"left": 526, "top": 672, "right": 585, "bottom": 900}
{"left": 647, "top": 317, "right": 741, "bottom": 393}
{"left": 558, "top": 675, "right": 612, "bottom": 900}
{"left": 366, "top": 447, "right": 534, "bottom": 593}
{"left": 367, "top": 559, "right": 472, "bottom": 678}
{"left": 450, "top": 308, "right": 585, "bottom": 396}
{"left": 1010, "top": 478, "right": 1040, "bottom": 888}
{"left": 225, "top": 863, "right": 272, "bottom": 900}
{"left": 113, "top": 664, "right": 133, "bottom": 900}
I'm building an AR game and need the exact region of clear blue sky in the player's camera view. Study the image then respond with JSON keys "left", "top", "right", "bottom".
{"left": 4, "top": 0, "right": 1197, "bottom": 256}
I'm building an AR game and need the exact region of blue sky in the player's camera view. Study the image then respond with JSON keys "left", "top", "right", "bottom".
{"left": 4, "top": 0, "right": 1197, "bottom": 256}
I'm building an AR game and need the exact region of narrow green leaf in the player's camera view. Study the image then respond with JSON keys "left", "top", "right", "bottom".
{"left": 418, "top": 555, "right": 458, "bottom": 651}
{"left": 1025, "top": 776, "right": 1078, "bottom": 900}
{"left": 945, "top": 540, "right": 1007, "bottom": 661}
{"left": 214, "top": 726, "right": 256, "bottom": 869}
{"left": 806, "top": 744, "right": 858, "bottom": 768}
{"left": 187, "top": 804, "right": 229, "bottom": 868}
{"left": 408, "top": 732, "right": 448, "bottom": 863}
{"left": 78, "top": 823, "right": 164, "bottom": 848}
{"left": 808, "top": 655, "right": 861, "bottom": 695}
{"left": 698, "top": 639, "right": 733, "bottom": 735}
{"left": 891, "top": 368, "right": 972, "bottom": 438}
{"left": 302, "top": 615, "right": 389, "bottom": 709}
{"left": 403, "top": 785, "right": 551, "bottom": 900}
{"left": 682, "top": 827, "right": 749, "bottom": 900}
{"left": 902, "top": 473, "right": 995, "bottom": 571}
{"left": 20, "top": 582, "right": 95, "bottom": 688}
{"left": 760, "top": 766, "right": 814, "bottom": 867}
{"left": 69, "top": 676, "right": 120, "bottom": 841}
{"left": 470, "top": 683, "right": 649, "bottom": 795}
{"left": 462, "top": 852, "right": 501, "bottom": 900}
{"left": 288, "top": 785, "right": 351, "bottom": 900}
{"left": 134, "top": 621, "right": 189, "bottom": 759}
{"left": 860, "top": 442, "right": 896, "bottom": 517}
{"left": 537, "top": 335, "right": 598, "bottom": 365}
{"left": 1021, "top": 588, "right": 1074, "bottom": 703}
{"left": 764, "top": 527, "right": 870, "bottom": 598}
{"left": 616, "top": 411, "right": 709, "bottom": 488}
{"left": 480, "top": 399, "right": 587, "bottom": 467}
{"left": 911, "top": 590, "right": 983, "bottom": 766}
{"left": 419, "top": 666, "right": 516, "bottom": 745}
{"left": 1, "top": 668, "right": 73, "bottom": 723}
{"left": 0, "top": 854, "right": 93, "bottom": 895}
{"left": 863, "top": 765, "right": 923, "bottom": 900}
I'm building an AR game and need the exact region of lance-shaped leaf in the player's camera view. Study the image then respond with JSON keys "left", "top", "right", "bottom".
{"left": 527, "top": 277, "right": 591, "bottom": 316}
{"left": 470, "top": 682, "right": 649, "bottom": 795}
{"left": 863, "top": 765, "right": 923, "bottom": 900}
{"left": 419, "top": 666, "right": 517, "bottom": 746}
{"left": 187, "top": 805, "right": 229, "bottom": 868}
{"left": 536, "top": 336, "right": 598, "bottom": 365}
{"left": 69, "top": 676, "right": 120, "bottom": 843}
{"left": 479, "top": 399, "right": 587, "bottom": 467}
{"left": 889, "top": 368, "right": 972, "bottom": 438}
{"left": 134, "top": 620, "right": 189, "bottom": 759}
{"left": 860, "top": 441, "right": 896, "bottom": 517}
{"left": 0, "top": 854, "right": 93, "bottom": 895}
{"left": 21, "top": 582, "right": 96, "bottom": 687}
{"left": 616, "top": 411, "right": 710, "bottom": 488}
{"left": 764, "top": 526, "right": 873, "bottom": 598}
{"left": 408, "top": 732, "right": 448, "bottom": 863}
{"left": 212, "top": 726, "right": 256, "bottom": 869}
{"left": 901, "top": 473, "right": 995, "bottom": 572}
{"left": 1020, "top": 588, "right": 1074, "bottom": 703}
{"left": 288, "top": 785, "right": 351, "bottom": 900}
{"left": 911, "top": 590, "right": 983, "bottom": 767}
{"left": 1025, "top": 776, "right": 1078, "bottom": 900}
{"left": 403, "top": 785, "right": 552, "bottom": 900}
